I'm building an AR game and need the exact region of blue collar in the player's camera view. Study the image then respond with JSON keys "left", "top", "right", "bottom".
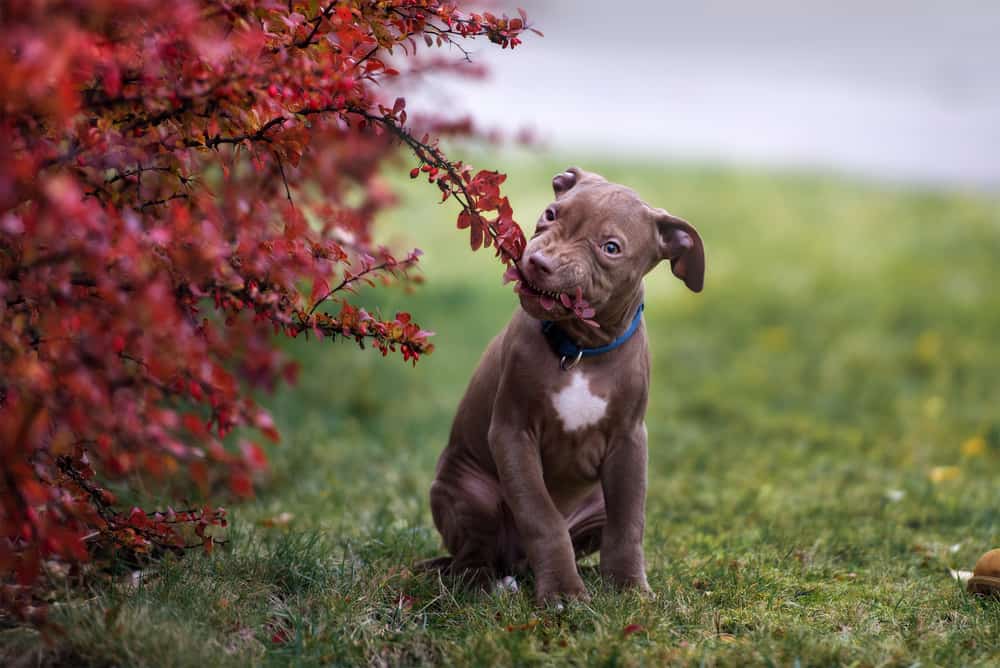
{"left": 541, "top": 303, "right": 644, "bottom": 370}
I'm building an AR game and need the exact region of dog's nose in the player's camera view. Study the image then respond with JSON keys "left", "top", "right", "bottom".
{"left": 527, "top": 251, "right": 554, "bottom": 275}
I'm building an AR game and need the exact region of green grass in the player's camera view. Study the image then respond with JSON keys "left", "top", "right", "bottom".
{"left": 4, "top": 155, "right": 1000, "bottom": 666}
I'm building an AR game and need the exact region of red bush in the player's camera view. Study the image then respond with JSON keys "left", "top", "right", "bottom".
{"left": 0, "top": 0, "right": 533, "bottom": 616}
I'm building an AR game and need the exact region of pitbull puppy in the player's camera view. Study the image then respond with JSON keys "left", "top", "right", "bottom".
{"left": 427, "top": 167, "right": 705, "bottom": 604}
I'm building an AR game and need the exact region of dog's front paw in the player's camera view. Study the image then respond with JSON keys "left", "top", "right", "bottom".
{"left": 626, "top": 577, "right": 655, "bottom": 599}
{"left": 601, "top": 563, "right": 652, "bottom": 596}
{"left": 534, "top": 572, "right": 590, "bottom": 607}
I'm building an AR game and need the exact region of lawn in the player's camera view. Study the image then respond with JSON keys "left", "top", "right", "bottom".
{"left": 4, "top": 155, "right": 1000, "bottom": 666}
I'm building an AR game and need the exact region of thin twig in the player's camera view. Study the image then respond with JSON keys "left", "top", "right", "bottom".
{"left": 273, "top": 151, "right": 293, "bottom": 205}
{"left": 307, "top": 258, "right": 415, "bottom": 315}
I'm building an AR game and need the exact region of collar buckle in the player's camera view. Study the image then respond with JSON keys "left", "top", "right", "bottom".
{"left": 559, "top": 350, "right": 584, "bottom": 371}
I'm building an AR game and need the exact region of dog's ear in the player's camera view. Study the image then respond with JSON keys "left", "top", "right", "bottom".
{"left": 552, "top": 167, "right": 581, "bottom": 197}
{"left": 656, "top": 211, "right": 705, "bottom": 293}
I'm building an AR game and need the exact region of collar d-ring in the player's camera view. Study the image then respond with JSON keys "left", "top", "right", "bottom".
{"left": 559, "top": 350, "right": 583, "bottom": 371}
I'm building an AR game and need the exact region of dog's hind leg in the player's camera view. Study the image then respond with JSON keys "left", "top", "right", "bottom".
{"left": 428, "top": 468, "right": 515, "bottom": 587}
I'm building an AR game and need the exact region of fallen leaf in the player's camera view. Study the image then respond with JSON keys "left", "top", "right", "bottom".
{"left": 505, "top": 619, "right": 539, "bottom": 632}
{"left": 623, "top": 623, "right": 645, "bottom": 638}
{"left": 961, "top": 436, "right": 987, "bottom": 457}
{"left": 929, "top": 466, "right": 960, "bottom": 483}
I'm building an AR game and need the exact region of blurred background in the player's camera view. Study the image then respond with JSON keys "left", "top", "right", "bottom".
{"left": 415, "top": 0, "right": 1000, "bottom": 191}
{"left": 278, "top": 0, "right": 1000, "bottom": 577}
{"left": 269, "top": 0, "right": 1000, "bottom": 616}
{"left": 32, "top": 3, "right": 1000, "bottom": 663}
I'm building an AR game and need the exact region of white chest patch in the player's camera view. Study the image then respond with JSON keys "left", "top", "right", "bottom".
{"left": 551, "top": 371, "right": 608, "bottom": 432}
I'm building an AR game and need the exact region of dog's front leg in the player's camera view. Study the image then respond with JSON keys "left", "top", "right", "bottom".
{"left": 489, "top": 426, "right": 589, "bottom": 605}
{"left": 599, "top": 424, "right": 652, "bottom": 593}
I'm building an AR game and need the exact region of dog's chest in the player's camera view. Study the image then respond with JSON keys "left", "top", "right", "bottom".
{"left": 539, "top": 369, "right": 620, "bottom": 487}
{"left": 550, "top": 370, "right": 608, "bottom": 432}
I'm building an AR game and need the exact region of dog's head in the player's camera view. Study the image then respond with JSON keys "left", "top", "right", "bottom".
{"left": 516, "top": 167, "right": 705, "bottom": 324}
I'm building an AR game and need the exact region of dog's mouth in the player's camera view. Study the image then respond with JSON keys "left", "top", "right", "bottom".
{"left": 504, "top": 264, "right": 569, "bottom": 312}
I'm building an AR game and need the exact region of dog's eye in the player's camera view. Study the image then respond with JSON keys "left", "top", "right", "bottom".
{"left": 602, "top": 241, "right": 622, "bottom": 255}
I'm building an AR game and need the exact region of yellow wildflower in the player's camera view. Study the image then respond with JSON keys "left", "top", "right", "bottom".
{"left": 961, "top": 436, "right": 987, "bottom": 457}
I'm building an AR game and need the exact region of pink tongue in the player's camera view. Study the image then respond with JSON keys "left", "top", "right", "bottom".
{"left": 502, "top": 265, "right": 521, "bottom": 285}
{"left": 539, "top": 294, "right": 556, "bottom": 311}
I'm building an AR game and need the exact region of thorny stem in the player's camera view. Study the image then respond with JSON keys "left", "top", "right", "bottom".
{"left": 306, "top": 256, "right": 420, "bottom": 315}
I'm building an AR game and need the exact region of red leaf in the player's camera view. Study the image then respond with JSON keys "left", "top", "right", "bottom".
{"left": 230, "top": 471, "right": 254, "bottom": 498}
{"left": 241, "top": 441, "right": 268, "bottom": 471}
{"left": 311, "top": 277, "right": 330, "bottom": 305}
{"left": 623, "top": 623, "right": 645, "bottom": 638}
{"left": 470, "top": 223, "right": 484, "bottom": 251}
